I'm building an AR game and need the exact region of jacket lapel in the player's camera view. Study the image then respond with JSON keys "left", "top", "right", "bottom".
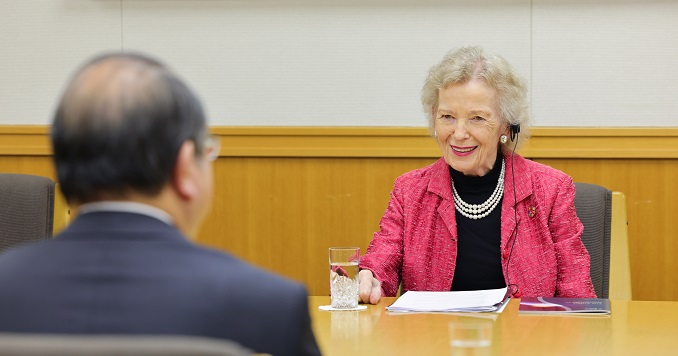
{"left": 428, "top": 158, "right": 458, "bottom": 241}
{"left": 500, "top": 153, "right": 532, "bottom": 251}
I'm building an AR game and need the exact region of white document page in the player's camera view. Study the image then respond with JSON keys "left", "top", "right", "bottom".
{"left": 386, "top": 287, "right": 509, "bottom": 313}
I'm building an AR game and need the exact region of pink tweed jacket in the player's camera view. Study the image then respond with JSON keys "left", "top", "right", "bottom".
{"left": 360, "top": 153, "right": 596, "bottom": 298}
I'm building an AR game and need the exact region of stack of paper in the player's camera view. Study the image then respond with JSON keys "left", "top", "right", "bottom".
{"left": 386, "top": 287, "right": 509, "bottom": 313}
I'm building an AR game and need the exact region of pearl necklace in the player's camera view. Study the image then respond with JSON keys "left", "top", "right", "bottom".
{"left": 452, "top": 159, "right": 505, "bottom": 220}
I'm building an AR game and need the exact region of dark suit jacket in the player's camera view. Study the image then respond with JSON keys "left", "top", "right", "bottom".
{"left": 0, "top": 212, "right": 320, "bottom": 356}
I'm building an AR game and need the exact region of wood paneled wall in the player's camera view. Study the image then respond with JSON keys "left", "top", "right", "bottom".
{"left": 2, "top": 126, "right": 677, "bottom": 301}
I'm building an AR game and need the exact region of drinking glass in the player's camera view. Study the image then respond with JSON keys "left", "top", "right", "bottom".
{"left": 449, "top": 319, "right": 493, "bottom": 355}
{"left": 329, "top": 247, "right": 360, "bottom": 309}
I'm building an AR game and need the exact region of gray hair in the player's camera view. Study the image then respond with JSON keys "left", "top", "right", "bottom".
{"left": 421, "top": 46, "right": 530, "bottom": 151}
{"left": 52, "top": 52, "right": 207, "bottom": 204}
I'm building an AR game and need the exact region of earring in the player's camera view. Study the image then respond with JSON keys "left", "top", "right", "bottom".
{"left": 500, "top": 135, "right": 508, "bottom": 144}
{"left": 434, "top": 131, "right": 437, "bottom": 138}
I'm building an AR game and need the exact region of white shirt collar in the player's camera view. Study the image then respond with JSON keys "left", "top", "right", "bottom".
{"left": 77, "top": 201, "right": 174, "bottom": 226}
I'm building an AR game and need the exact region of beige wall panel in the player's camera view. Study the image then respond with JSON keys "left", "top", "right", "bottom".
{"left": 531, "top": 0, "right": 678, "bottom": 126}
{"left": 121, "top": 0, "right": 530, "bottom": 126}
{"left": 3, "top": 1, "right": 678, "bottom": 127}
{"left": 0, "top": 1, "right": 121, "bottom": 125}
{"left": 0, "top": 156, "right": 57, "bottom": 178}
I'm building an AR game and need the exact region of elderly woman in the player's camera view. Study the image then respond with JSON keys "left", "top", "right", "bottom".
{"left": 358, "top": 46, "right": 596, "bottom": 304}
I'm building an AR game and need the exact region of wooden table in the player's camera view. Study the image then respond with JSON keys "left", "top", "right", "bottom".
{"left": 309, "top": 296, "right": 678, "bottom": 355}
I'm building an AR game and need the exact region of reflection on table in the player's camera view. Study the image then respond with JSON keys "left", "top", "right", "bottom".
{"left": 309, "top": 296, "right": 678, "bottom": 355}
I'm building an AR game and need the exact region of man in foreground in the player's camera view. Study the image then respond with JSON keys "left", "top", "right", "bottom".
{"left": 0, "top": 53, "right": 320, "bottom": 356}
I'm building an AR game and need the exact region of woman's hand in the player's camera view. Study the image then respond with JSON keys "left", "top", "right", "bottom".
{"left": 358, "top": 269, "right": 382, "bottom": 304}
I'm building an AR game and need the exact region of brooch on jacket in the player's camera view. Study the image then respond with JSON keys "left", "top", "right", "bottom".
{"left": 527, "top": 206, "right": 536, "bottom": 218}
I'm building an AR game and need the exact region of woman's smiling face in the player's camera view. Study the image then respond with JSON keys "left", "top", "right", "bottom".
{"left": 433, "top": 79, "right": 507, "bottom": 177}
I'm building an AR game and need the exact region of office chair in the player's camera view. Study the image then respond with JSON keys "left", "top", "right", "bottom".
{"left": 0, "top": 173, "right": 57, "bottom": 253}
{"left": 0, "top": 334, "right": 255, "bottom": 355}
{"left": 574, "top": 182, "right": 632, "bottom": 300}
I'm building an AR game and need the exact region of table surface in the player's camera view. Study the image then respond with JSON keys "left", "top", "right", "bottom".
{"left": 309, "top": 296, "right": 678, "bottom": 355}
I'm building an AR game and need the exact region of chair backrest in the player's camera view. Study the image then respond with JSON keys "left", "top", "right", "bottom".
{"left": 574, "top": 182, "right": 632, "bottom": 300}
{"left": 0, "top": 334, "right": 255, "bottom": 356}
{"left": 0, "top": 173, "right": 56, "bottom": 253}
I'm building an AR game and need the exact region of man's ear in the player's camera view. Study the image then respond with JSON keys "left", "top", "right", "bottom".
{"left": 172, "top": 141, "right": 199, "bottom": 200}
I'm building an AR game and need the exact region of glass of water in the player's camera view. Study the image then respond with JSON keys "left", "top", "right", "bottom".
{"left": 329, "top": 247, "right": 360, "bottom": 309}
{"left": 449, "top": 319, "right": 493, "bottom": 355}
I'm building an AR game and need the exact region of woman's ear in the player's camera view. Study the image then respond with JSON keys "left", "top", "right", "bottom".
{"left": 172, "top": 141, "right": 199, "bottom": 200}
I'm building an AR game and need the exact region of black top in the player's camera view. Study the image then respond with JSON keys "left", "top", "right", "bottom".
{"left": 450, "top": 153, "right": 506, "bottom": 291}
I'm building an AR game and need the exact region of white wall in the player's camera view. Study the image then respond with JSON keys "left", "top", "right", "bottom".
{"left": 1, "top": 0, "right": 676, "bottom": 127}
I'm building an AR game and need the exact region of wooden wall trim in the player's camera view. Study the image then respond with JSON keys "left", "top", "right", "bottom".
{"left": 522, "top": 127, "right": 678, "bottom": 159}
{"left": 2, "top": 126, "right": 678, "bottom": 158}
{"left": 0, "top": 126, "right": 52, "bottom": 156}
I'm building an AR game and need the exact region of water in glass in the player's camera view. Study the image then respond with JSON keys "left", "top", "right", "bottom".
{"left": 330, "top": 261, "right": 359, "bottom": 308}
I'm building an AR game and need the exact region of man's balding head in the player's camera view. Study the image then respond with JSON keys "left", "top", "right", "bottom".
{"left": 52, "top": 53, "right": 207, "bottom": 205}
